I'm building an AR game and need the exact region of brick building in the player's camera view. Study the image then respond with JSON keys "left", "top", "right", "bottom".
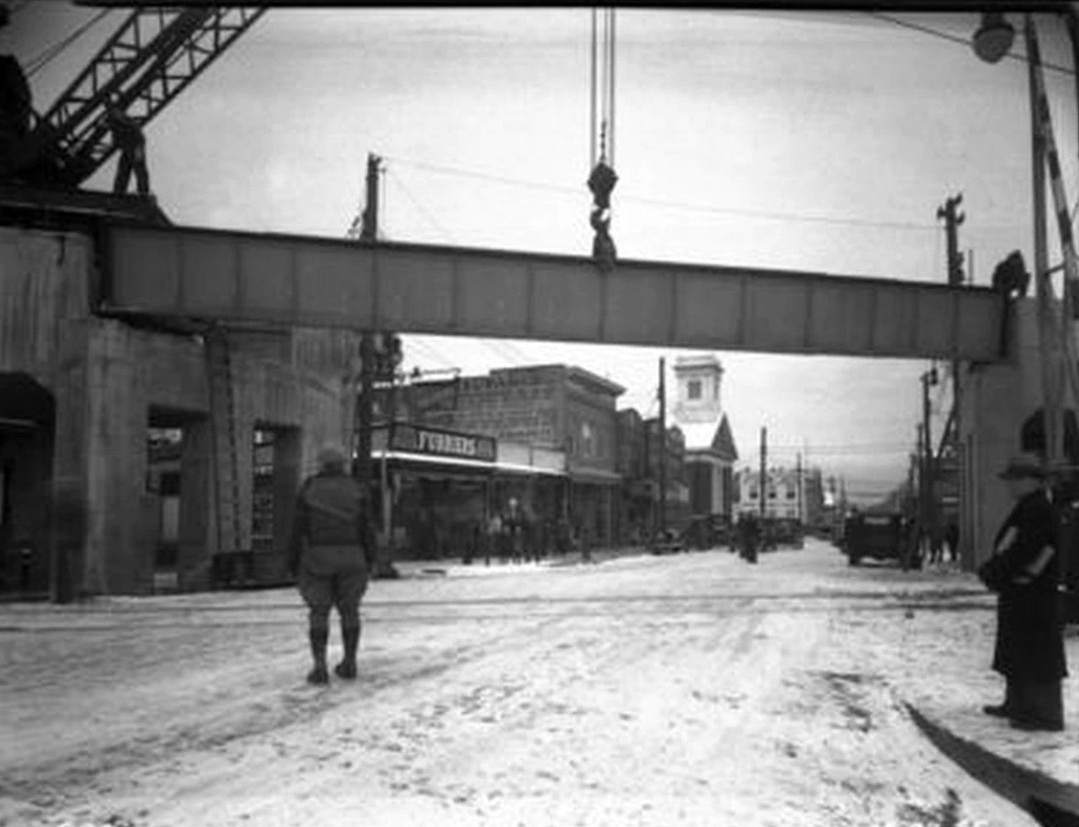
{"left": 382, "top": 364, "right": 625, "bottom": 548}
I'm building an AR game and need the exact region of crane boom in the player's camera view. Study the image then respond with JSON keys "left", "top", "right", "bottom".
{"left": 13, "top": 5, "right": 264, "bottom": 188}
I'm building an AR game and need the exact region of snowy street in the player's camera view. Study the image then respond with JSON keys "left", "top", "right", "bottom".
{"left": 2, "top": 540, "right": 1075, "bottom": 827}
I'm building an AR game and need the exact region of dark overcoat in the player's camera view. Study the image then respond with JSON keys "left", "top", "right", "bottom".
{"left": 991, "top": 489, "right": 1068, "bottom": 682}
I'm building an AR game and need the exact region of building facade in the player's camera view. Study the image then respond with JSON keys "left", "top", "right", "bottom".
{"left": 735, "top": 466, "right": 818, "bottom": 522}
{"left": 381, "top": 364, "right": 625, "bottom": 548}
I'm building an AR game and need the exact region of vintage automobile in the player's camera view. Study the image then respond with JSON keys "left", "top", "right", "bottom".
{"left": 766, "top": 517, "right": 804, "bottom": 549}
{"left": 843, "top": 512, "right": 920, "bottom": 569}
{"left": 678, "top": 514, "right": 732, "bottom": 551}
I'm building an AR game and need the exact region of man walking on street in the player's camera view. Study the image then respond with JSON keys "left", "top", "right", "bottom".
{"left": 287, "top": 443, "right": 374, "bottom": 686}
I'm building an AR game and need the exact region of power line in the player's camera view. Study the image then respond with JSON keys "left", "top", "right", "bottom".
{"left": 25, "top": 9, "right": 112, "bottom": 78}
{"left": 868, "top": 12, "right": 1075, "bottom": 77}
{"left": 384, "top": 154, "right": 578, "bottom": 198}
{"left": 628, "top": 193, "right": 937, "bottom": 232}
{"left": 384, "top": 168, "right": 456, "bottom": 244}
{"left": 384, "top": 154, "right": 939, "bottom": 233}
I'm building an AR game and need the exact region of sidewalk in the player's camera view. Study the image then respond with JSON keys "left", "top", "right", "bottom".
{"left": 392, "top": 545, "right": 650, "bottom": 578}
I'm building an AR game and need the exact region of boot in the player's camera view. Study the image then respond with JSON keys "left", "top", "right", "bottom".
{"left": 307, "top": 626, "right": 329, "bottom": 685}
{"left": 335, "top": 622, "right": 360, "bottom": 679}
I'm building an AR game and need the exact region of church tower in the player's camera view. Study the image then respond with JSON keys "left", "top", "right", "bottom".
{"left": 672, "top": 354, "right": 723, "bottom": 425}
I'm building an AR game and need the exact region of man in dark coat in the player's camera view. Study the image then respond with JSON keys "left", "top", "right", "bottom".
{"left": 287, "top": 444, "right": 374, "bottom": 686}
{"left": 982, "top": 453, "right": 1067, "bottom": 731}
{"left": 738, "top": 512, "right": 760, "bottom": 564}
{"left": 105, "top": 99, "right": 150, "bottom": 196}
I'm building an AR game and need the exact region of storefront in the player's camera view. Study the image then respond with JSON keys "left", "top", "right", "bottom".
{"left": 568, "top": 468, "right": 622, "bottom": 548}
{"left": 369, "top": 423, "right": 496, "bottom": 560}
{"left": 369, "top": 423, "right": 570, "bottom": 561}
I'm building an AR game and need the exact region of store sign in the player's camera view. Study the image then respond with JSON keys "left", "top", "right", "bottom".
{"left": 391, "top": 424, "right": 496, "bottom": 462}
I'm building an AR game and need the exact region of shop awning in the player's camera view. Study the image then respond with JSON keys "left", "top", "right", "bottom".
{"left": 373, "top": 450, "right": 567, "bottom": 478}
{"left": 494, "top": 462, "right": 566, "bottom": 477}
{"left": 374, "top": 449, "right": 495, "bottom": 474}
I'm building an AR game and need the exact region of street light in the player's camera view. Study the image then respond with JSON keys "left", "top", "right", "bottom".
{"left": 972, "top": 11, "right": 1078, "bottom": 611}
{"left": 972, "top": 12, "right": 1016, "bottom": 64}
{"left": 972, "top": 13, "right": 1059, "bottom": 469}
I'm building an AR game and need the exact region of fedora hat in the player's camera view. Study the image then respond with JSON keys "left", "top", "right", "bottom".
{"left": 998, "top": 452, "right": 1046, "bottom": 480}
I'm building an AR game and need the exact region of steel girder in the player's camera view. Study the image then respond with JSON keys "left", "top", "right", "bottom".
{"left": 102, "top": 223, "right": 1006, "bottom": 362}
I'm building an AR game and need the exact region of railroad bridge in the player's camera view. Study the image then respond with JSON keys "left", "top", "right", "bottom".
{"left": 2, "top": 203, "right": 1043, "bottom": 598}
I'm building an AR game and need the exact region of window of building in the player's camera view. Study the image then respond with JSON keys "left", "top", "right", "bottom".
{"left": 768, "top": 489, "right": 777, "bottom": 499}
{"left": 749, "top": 489, "right": 758, "bottom": 499}
{"left": 688, "top": 380, "right": 701, "bottom": 400}
{"left": 786, "top": 488, "right": 795, "bottom": 499}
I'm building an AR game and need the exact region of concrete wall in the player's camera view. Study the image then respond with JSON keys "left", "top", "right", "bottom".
{"left": 1, "top": 226, "right": 361, "bottom": 596}
{"left": 958, "top": 297, "right": 1046, "bottom": 570}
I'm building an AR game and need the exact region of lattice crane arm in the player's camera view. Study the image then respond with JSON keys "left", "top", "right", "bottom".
{"left": 12, "top": 5, "right": 265, "bottom": 188}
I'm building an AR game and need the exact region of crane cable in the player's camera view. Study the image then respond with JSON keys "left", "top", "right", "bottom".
{"left": 590, "top": 7, "right": 616, "bottom": 168}
{"left": 25, "top": 8, "right": 112, "bottom": 78}
{"left": 587, "top": 7, "right": 618, "bottom": 270}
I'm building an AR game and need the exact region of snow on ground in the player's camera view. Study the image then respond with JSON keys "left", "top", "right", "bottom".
{"left": 1, "top": 540, "right": 1075, "bottom": 827}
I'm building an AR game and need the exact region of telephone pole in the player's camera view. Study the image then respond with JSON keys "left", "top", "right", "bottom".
{"left": 796, "top": 451, "right": 803, "bottom": 524}
{"left": 937, "top": 194, "right": 965, "bottom": 289}
{"left": 937, "top": 194, "right": 964, "bottom": 482}
{"left": 920, "top": 368, "right": 938, "bottom": 548}
{"left": 658, "top": 357, "right": 667, "bottom": 538}
{"left": 354, "top": 153, "right": 380, "bottom": 490}
{"left": 352, "top": 152, "right": 400, "bottom": 579}
{"left": 758, "top": 427, "right": 767, "bottom": 519}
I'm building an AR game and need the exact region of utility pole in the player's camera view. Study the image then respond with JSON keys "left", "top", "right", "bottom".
{"left": 658, "top": 357, "right": 667, "bottom": 538}
{"left": 907, "top": 449, "right": 917, "bottom": 519}
{"left": 938, "top": 194, "right": 965, "bottom": 461}
{"left": 796, "top": 451, "right": 803, "bottom": 524}
{"left": 354, "top": 152, "right": 380, "bottom": 489}
{"left": 1027, "top": 18, "right": 1059, "bottom": 474}
{"left": 938, "top": 194, "right": 965, "bottom": 289}
{"left": 758, "top": 427, "right": 767, "bottom": 519}
{"left": 921, "top": 367, "right": 938, "bottom": 550}
{"left": 353, "top": 152, "right": 397, "bottom": 579}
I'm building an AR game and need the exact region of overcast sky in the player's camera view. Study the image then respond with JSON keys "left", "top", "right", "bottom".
{"left": 6, "top": 6, "right": 1078, "bottom": 502}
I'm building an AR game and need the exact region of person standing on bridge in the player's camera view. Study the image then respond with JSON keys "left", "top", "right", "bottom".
{"left": 287, "top": 444, "right": 375, "bottom": 686}
{"left": 105, "top": 97, "right": 150, "bottom": 197}
{"left": 980, "top": 453, "right": 1067, "bottom": 731}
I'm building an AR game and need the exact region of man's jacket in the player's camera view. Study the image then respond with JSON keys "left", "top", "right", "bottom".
{"left": 287, "top": 470, "right": 373, "bottom": 575}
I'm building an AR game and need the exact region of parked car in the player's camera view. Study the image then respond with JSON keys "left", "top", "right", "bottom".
{"left": 844, "top": 512, "right": 920, "bottom": 569}
{"left": 679, "top": 514, "right": 732, "bottom": 551}
{"left": 649, "top": 528, "right": 685, "bottom": 555}
{"left": 768, "top": 517, "right": 804, "bottom": 549}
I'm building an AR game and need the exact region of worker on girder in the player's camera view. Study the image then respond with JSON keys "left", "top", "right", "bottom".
{"left": 0, "top": 4, "right": 32, "bottom": 175}
{"left": 106, "top": 97, "right": 150, "bottom": 196}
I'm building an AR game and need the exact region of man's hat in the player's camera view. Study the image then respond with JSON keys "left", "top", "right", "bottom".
{"left": 317, "top": 442, "right": 347, "bottom": 469}
{"left": 998, "top": 452, "right": 1046, "bottom": 480}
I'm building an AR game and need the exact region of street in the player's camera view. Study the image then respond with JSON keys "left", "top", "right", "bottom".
{"left": 1, "top": 540, "right": 1072, "bottom": 827}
